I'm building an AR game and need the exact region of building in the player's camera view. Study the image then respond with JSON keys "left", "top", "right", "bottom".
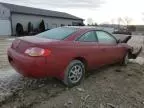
{"left": 132, "top": 25, "right": 144, "bottom": 35}
{"left": 0, "top": 2, "right": 84, "bottom": 36}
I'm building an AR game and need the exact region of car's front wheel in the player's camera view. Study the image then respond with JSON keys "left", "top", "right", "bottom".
{"left": 63, "top": 60, "right": 85, "bottom": 87}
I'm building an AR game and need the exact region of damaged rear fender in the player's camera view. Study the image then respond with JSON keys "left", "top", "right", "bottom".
{"left": 121, "top": 36, "right": 132, "bottom": 43}
{"left": 128, "top": 47, "right": 143, "bottom": 59}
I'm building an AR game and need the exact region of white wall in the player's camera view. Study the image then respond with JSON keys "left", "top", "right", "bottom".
{"left": 0, "top": 20, "right": 11, "bottom": 35}
{"left": 11, "top": 13, "right": 83, "bottom": 35}
{"left": 0, "top": 4, "right": 10, "bottom": 20}
{"left": 0, "top": 4, "right": 11, "bottom": 36}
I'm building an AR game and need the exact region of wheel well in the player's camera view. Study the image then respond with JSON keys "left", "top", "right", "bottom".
{"left": 73, "top": 57, "right": 88, "bottom": 70}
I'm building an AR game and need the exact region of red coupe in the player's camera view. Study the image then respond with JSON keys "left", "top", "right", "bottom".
{"left": 7, "top": 27, "right": 141, "bottom": 86}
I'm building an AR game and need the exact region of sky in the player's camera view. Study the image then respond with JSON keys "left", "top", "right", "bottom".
{"left": 0, "top": 0, "right": 144, "bottom": 25}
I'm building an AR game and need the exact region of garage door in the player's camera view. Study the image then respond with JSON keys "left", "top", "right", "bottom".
{"left": 0, "top": 20, "right": 11, "bottom": 36}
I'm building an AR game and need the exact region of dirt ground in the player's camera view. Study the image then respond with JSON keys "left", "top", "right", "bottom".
{"left": 0, "top": 36, "right": 144, "bottom": 108}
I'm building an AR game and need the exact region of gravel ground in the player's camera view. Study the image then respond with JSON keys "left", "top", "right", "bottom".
{"left": 0, "top": 35, "right": 143, "bottom": 108}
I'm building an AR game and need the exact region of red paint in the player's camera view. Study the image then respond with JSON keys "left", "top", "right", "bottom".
{"left": 7, "top": 28, "right": 130, "bottom": 80}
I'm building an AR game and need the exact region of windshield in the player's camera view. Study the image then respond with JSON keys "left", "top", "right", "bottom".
{"left": 36, "top": 27, "right": 78, "bottom": 40}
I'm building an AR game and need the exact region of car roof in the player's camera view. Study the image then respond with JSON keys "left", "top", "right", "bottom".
{"left": 61, "top": 26, "right": 103, "bottom": 31}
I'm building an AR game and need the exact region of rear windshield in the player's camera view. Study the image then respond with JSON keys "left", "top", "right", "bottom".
{"left": 36, "top": 27, "right": 78, "bottom": 40}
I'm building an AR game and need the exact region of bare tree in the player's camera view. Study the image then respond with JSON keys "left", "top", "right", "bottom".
{"left": 124, "top": 17, "right": 132, "bottom": 26}
{"left": 111, "top": 19, "right": 115, "bottom": 25}
{"left": 87, "top": 18, "right": 93, "bottom": 25}
{"left": 142, "top": 13, "right": 144, "bottom": 21}
{"left": 117, "top": 17, "right": 123, "bottom": 29}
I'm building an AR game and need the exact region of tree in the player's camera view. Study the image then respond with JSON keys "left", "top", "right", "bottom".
{"left": 142, "top": 13, "right": 144, "bottom": 21}
{"left": 116, "top": 17, "right": 127, "bottom": 29}
{"left": 28, "top": 22, "right": 33, "bottom": 33}
{"left": 92, "top": 23, "right": 98, "bottom": 26}
{"left": 89, "top": 23, "right": 98, "bottom": 26}
{"left": 39, "top": 20, "right": 45, "bottom": 32}
{"left": 117, "top": 17, "right": 123, "bottom": 25}
{"left": 87, "top": 18, "right": 93, "bottom": 25}
{"left": 16, "top": 23, "right": 24, "bottom": 36}
{"left": 124, "top": 17, "right": 132, "bottom": 27}
{"left": 87, "top": 18, "right": 98, "bottom": 26}
{"left": 31, "top": 24, "right": 33, "bottom": 32}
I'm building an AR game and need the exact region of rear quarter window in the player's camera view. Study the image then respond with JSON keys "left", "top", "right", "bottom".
{"left": 96, "top": 31, "right": 117, "bottom": 44}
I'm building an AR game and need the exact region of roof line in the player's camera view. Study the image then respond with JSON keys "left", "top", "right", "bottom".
{"left": 11, "top": 12, "right": 83, "bottom": 21}
{"left": 0, "top": 2, "right": 84, "bottom": 20}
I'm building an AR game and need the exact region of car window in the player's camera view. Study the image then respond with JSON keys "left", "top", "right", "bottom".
{"left": 36, "top": 27, "right": 78, "bottom": 40}
{"left": 96, "top": 31, "right": 117, "bottom": 44}
{"left": 78, "top": 31, "right": 97, "bottom": 42}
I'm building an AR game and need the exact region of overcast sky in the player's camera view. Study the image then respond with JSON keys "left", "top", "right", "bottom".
{"left": 1, "top": 0, "right": 144, "bottom": 25}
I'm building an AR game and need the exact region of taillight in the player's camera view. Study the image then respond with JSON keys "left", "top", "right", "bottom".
{"left": 25, "top": 47, "right": 51, "bottom": 57}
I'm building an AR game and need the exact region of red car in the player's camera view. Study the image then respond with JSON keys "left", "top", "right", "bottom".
{"left": 7, "top": 27, "right": 141, "bottom": 86}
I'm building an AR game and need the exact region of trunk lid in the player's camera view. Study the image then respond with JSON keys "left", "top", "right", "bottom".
{"left": 11, "top": 36, "right": 60, "bottom": 53}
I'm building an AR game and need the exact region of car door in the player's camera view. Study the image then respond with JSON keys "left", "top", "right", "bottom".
{"left": 76, "top": 31, "right": 107, "bottom": 69}
{"left": 95, "top": 30, "right": 123, "bottom": 65}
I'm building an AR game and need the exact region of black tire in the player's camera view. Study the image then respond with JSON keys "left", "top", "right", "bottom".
{"left": 122, "top": 53, "right": 129, "bottom": 65}
{"left": 63, "top": 60, "right": 85, "bottom": 87}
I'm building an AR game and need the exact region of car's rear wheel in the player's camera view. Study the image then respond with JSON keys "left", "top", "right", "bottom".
{"left": 63, "top": 60, "right": 85, "bottom": 87}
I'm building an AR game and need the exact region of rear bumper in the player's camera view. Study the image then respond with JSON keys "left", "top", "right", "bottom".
{"left": 7, "top": 48, "right": 59, "bottom": 78}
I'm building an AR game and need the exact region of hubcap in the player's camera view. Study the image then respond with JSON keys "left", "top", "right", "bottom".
{"left": 68, "top": 65, "right": 83, "bottom": 83}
